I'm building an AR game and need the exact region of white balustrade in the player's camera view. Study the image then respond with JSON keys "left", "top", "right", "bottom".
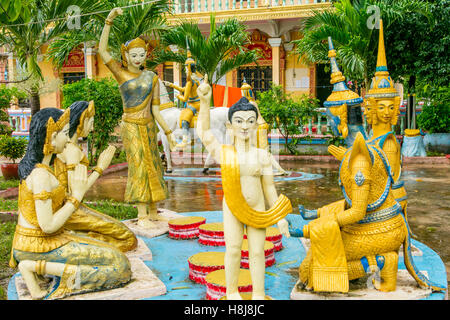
{"left": 173, "top": 0, "right": 329, "bottom": 13}
{"left": 7, "top": 109, "right": 32, "bottom": 139}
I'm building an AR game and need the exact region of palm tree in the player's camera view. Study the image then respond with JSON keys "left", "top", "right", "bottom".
{"left": 0, "top": 0, "right": 103, "bottom": 114}
{"left": 294, "top": 0, "right": 429, "bottom": 91}
{"left": 148, "top": 15, "right": 261, "bottom": 84}
{"left": 46, "top": 0, "right": 172, "bottom": 69}
{"left": 0, "top": 0, "right": 31, "bottom": 24}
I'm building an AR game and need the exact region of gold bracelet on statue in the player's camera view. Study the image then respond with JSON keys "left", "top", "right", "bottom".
{"left": 35, "top": 260, "right": 46, "bottom": 276}
{"left": 66, "top": 196, "right": 81, "bottom": 209}
{"left": 105, "top": 18, "right": 114, "bottom": 25}
{"left": 164, "top": 129, "right": 173, "bottom": 135}
{"left": 93, "top": 166, "right": 104, "bottom": 176}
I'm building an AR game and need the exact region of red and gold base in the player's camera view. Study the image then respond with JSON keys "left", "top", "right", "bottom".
{"left": 188, "top": 251, "right": 225, "bottom": 284}
{"left": 168, "top": 216, "right": 206, "bottom": 239}
{"left": 205, "top": 269, "right": 252, "bottom": 300}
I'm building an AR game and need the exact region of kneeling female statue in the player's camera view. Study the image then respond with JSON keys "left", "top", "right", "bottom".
{"left": 10, "top": 108, "right": 131, "bottom": 300}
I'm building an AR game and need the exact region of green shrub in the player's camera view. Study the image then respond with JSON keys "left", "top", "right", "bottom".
{"left": 0, "top": 221, "right": 16, "bottom": 273}
{"left": 0, "top": 85, "right": 27, "bottom": 136}
{"left": 61, "top": 78, "right": 123, "bottom": 164}
{"left": 417, "top": 86, "right": 450, "bottom": 133}
{"left": 0, "top": 135, "right": 28, "bottom": 163}
{"left": 84, "top": 200, "right": 137, "bottom": 221}
{"left": 110, "top": 149, "right": 127, "bottom": 165}
{"left": 258, "top": 84, "right": 319, "bottom": 154}
{"left": 326, "top": 135, "right": 346, "bottom": 147}
{"left": 0, "top": 200, "right": 18, "bottom": 212}
{"left": 0, "top": 176, "right": 20, "bottom": 190}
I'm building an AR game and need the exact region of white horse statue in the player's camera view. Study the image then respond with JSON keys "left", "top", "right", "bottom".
{"left": 156, "top": 79, "right": 228, "bottom": 173}
{"left": 156, "top": 79, "right": 287, "bottom": 175}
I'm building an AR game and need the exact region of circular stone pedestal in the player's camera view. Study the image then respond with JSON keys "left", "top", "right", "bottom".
{"left": 198, "top": 222, "right": 225, "bottom": 246}
{"left": 240, "top": 240, "right": 275, "bottom": 269}
{"left": 188, "top": 251, "right": 225, "bottom": 284}
{"left": 168, "top": 216, "right": 206, "bottom": 239}
{"left": 205, "top": 269, "right": 253, "bottom": 300}
{"left": 244, "top": 227, "right": 283, "bottom": 251}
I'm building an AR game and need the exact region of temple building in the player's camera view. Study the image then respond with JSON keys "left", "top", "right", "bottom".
{"left": 3, "top": 1, "right": 332, "bottom": 110}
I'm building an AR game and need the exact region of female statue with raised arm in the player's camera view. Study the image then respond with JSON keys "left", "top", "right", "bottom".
{"left": 54, "top": 100, "right": 137, "bottom": 252}
{"left": 99, "top": 8, "right": 177, "bottom": 229}
{"left": 196, "top": 75, "right": 291, "bottom": 300}
{"left": 10, "top": 108, "right": 131, "bottom": 300}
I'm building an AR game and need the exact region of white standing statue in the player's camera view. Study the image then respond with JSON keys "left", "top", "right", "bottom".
{"left": 196, "top": 75, "right": 291, "bottom": 300}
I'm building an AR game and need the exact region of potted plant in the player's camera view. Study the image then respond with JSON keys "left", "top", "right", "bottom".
{"left": 0, "top": 135, "right": 28, "bottom": 180}
{"left": 417, "top": 85, "right": 450, "bottom": 154}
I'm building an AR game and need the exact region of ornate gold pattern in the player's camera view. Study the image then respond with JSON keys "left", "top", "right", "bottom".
{"left": 76, "top": 100, "right": 95, "bottom": 137}
{"left": 65, "top": 196, "right": 81, "bottom": 209}
{"left": 167, "top": 4, "right": 332, "bottom": 25}
{"left": 297, "top": 134, "right": 407, "bottom": 293}
{"left": 43, "top": 108, "right": 70, "bottom": 155}
{"left": 19, "top": 164, "right": 66, "bottom": 228}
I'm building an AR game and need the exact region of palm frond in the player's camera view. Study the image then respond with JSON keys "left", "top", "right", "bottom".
{"left": 152, "top": 15, "right": 258, "bottom": 83}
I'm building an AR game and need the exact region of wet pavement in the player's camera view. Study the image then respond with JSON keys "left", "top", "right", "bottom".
{"left": 86, "top": 161, "right": 450, "bottom": 286}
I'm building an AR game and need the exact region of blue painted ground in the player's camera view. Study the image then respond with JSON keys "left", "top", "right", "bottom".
{"left": 7, "top": 211, "right": 447, "bottom": 300}
{"left": 143, "top": 211, "right": 447, "bottom": 300}
{"left": 144, "top": 210, "right": 305, "bottom": 300}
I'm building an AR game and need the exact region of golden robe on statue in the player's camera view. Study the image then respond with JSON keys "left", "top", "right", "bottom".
{"left": 220, "top": 145, "right": 291, "bottom": 229}
{"left": 53, "top": 152, "right": 137, "bottom": 252}
{"left": 105, "top": 60, "right": 168, "bottom": 204}
{"left": 10, "top": 164, "right": 131, "bottom": 299}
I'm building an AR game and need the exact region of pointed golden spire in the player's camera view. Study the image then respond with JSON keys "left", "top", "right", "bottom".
{"left": 366, "top": 19, "right": 399, "bottom": 99}
{"left": 324, "top": 37, "right": 363, "bottom": 108}
{"left": 375, "top": 20, "right": 389, "bottom": 77}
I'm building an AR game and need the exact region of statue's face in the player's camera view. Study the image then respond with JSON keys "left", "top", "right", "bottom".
{"left": 52, "top": 123, "right": 70, "bottom": 153}
{"left": 231, "top": 110, "right": 257, "bottom": 141}
{"left": 81, "top": 116, "right": 94, "bottom": 138}
{"left": 376, "top": 99, "right": 395, "bottom": 124}
{"left": 126, "top": 47, "right": 146, "bottom": 69}
{"left": 185, "top": 64, "right": 192, "bottom": 76}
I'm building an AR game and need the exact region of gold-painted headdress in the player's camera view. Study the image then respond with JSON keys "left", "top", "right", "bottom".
{"left": 121, "top": 37, "right": 149, "bottom": 68}
{"left": 43, "top": 108, "right": 70, "bottom": 155}
{"left": 324, "top": 37, "right": 363, "bottom": 139}
{"left": 240, "top": 77, "right": 255, "bottom": 102}
{"left": 184, "top": 39, "right": 196, "bottom": 68}
{"left": 76, "top": 100, "right": 95, "bottom": 137}
{"left": 364, "top": 20, "right": 400, "bottom": 125}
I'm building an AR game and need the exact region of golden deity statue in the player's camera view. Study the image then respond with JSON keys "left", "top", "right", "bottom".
{"left": 286, "top": 36, "right": 446, "bottom": 294}
{"left": 54, "top": 101, "right": 137, "bottom": 252}
{"left": 364, "top": 20, "right": 407, "bottom": 219}
{"left": 163, "top": 41, "right": 203, "bottom": 149}
{"left": 99, "top": 8, "right": 176, "bottom": 229}
{"left": 323, "top": 37, "right": 366, "bottom": 147}
{"left": 11, "top": 108, "right": 131, "bottom": 299}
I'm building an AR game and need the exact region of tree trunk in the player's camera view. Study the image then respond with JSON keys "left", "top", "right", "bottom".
{"left": 29, "top": 88, "right": 41, "bottom": 116}
{"left": 407, "top": 75, "right": 416, "bottom": 129}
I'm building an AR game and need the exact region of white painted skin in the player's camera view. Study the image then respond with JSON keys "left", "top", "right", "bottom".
{"left": 196, "top": 75, "right": 290, "bottom": 300}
